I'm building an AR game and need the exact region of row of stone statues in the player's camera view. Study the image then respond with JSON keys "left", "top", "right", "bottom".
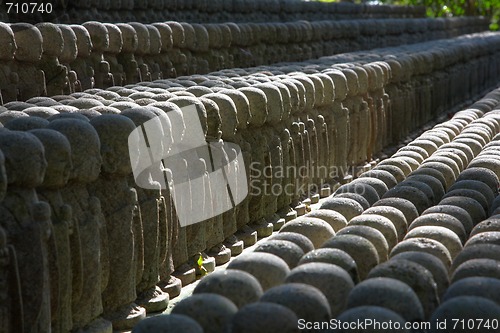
{"left": 2, "top": 29, "right": 500, "bottom": 333}
{"left": 0, "top": 17, "right": 489, "bottom": 106}
{"left": 5, "top": 1, "right": 425, "bottom": 24}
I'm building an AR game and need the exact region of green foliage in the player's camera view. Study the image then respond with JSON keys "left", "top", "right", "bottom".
{"left": 313, "top": 0, "right": 500, "bottom": 30}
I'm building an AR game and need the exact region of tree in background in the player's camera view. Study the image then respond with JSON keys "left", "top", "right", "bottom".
{"left": 313, "top": 0, "right": 500, "bottom": 29}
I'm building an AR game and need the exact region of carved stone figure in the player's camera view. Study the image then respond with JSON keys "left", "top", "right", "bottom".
{"left": 0, "top": 131, "right": 51, "bottom": 333}
{"left": 0, "top": 23, "right": 18, "bottom": 103}
{"left": 48, "top": 119, "right": 112, "bottom": 333}
{"left": 82, "top": 22, "right": 114, "bottom": 89}
{"left": 11, "top": 23, "right": 46, "bottom": 100}
{"left": 58, "top": 25, "right": 80, "bottom": 94}
{"left": 116, "top": 23, "right": 141, "bottom": 84}
{"left": 0, "top": 149, "right": 24, "bottom": 333}
{"left": 36, "top": 23, "right": 68, "bottom": 97}
{"left": 118, "top": 108, "right": 170, "bottom": 314}
{"left": 70, "top": 25, "right": 95, "bottom": 90}
{"left": 103, "top": 23, "right": 125, "bottom": 86}
{"left": 31, "top": 129, "right": 76, "bottom": 333}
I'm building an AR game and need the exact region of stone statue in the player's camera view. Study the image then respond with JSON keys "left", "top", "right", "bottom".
{"left": 116, "top": 23, "right": 141, "bottom": 84}
{"left": 0, "top": 23, "right": 18, "bottom": 103}
{"left": 47, "top": 119, "right": 112, "bottom": 333}
{"left": 0, "top": 148, "right": 24, "bottom": 333}
{"left": 118, "top": 108, "right": 170, "bottom": 314}
{"left": 36, "top": 23, "right": 68, "bottom": 97}
{"left": 151, "top": 23, "right": 176, "bottom": 79}
{"left": 31, "top": 129, "right": 76, "bottom": 333}
{"left": 11, "top": 23, "right": 47, "bottom": 100}
{"left": 103, "top": 23, "right": 125, "bottom": 86}
{"left": 58, "top": 25, "right": 80, "bottom": 94}
{"left": 129, "top": 23, "right": 152, "bottom": 82}
{"left": 82, "top": 22, "right": 114, "bottom": 89}
{"left": 145, "top": 25, "right": 163, "bottom": 80}
{"left": 0, "top": 131, "right": 51, "bottom": 333}
{"left": 70, "top": 25, "right": 95, "bottom": 91}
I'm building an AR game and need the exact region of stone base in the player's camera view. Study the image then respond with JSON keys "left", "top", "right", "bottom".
{"left": 295, "top": 204, "right": 307, "bottom": 216}
{"left": 310, "top": 193, "right": 320, "bottom": 204}
{"left": 136, "top": 286, "right": 169, "bottom": 313}
{"left": 159, "top": 276, "right": 182, "bottom": 299}
{"left": 278, "top": 207, "right": 297, "bottom": 221}
{"left": 201, "top": 253, "right": 216, "bottom": 273}
{"left": 252, "top": 218, "right": 274, "bottom": 238}
{"left": 320, "top": 186, "right": 331, "bottom": 198}
{"left": 224, "top": 239, "right": 244, "bottom": 256}
{"left": 104, "top": 303, "right": 146, "bottom": 331}
{"left": 208, "top": 244, "right": 232, "bottom": 266}
{"left": 236, "top": 227, "right": 258, "bottom": 247}
{"left": 273, "top": 218, "right": 286, "bottom": 231}
{"left": 172, "top": 264, "right": 196, "bottom": 287}
{"left": 342, "top": 174, "right": 353, "bottom": 184}
{"left": 302, "top": 198, "right": 312, "bottom": 206}
{"left": 81, "top": 317, "right": 113, "bottom": 333}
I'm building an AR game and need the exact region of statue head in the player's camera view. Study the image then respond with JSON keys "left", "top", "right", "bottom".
{"left": 58, "top": 24, "right": 78, "bottom": 63}
{"left": 116, "top": 23, "right": 138, "bottom": 53}
{"left": 29, "top": 129, "right": 72, "bottom": 189}
{"left": 204, "top": 93, "right": 238, "bottom": 138}
{"left": 48, "top": 119, "right": 102, "bottom": 183}
{"left": 128, "top": 22, "right": 150, "bottom": 56}
{"left": 90, "top": 114, "right": 136, "bottom": 176}
{"left": 36, "top": 22, "right": 64, "bottom": 57}
{"left": 104, "top": 23, "right": 123, "bottom": 54}
{"left": 71, "top": 25, "right": 93, "bottom": 58}
{"left": 82, "top": 21, "right": 109, "bottom": 53}
{"left": 0, "top": 130, "right": 47, "bottom": 187}
{"left": 0, "top": 22, "right": 16, "bottom": 61}
{"left": 11, "top": 23, "right": 43, "bottom": 62}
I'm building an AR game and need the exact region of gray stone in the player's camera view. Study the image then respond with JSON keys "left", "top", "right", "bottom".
{"left": 422, "top": 205, "right": 474, "bottom": 236}
{"left": 337, "top": 225, "right": 389, "bottom": 262}
{"left": 285, "top": 262, "right": 354, "bottom": 317}
{"left": 363, "top": 206, "right": 407, "bottom": 242}
{"left": 228, "top": 302, "right": 299, "bottom": 333}
{"left": 260, "top": 282, "right": 331, "bottom": 322}
{"left": 254, "top": 239, "right": 305, "bottom": 268}
{"left": 367, "top": 259, "right": 439, "bottom": 319}
{"left": 372, "top": 197, "right": 418, "bottom": 225}
{"left": 227, "top": 253, "right": 290, "bottom": 291}
{"left": 451, "top": 259, "right": 500, "bottom": 283}
{"left": 451, "top": 244, "right": 500, "bottom": 273}
{"left": 279, "top": 217, "right": 335, "bottom": 248}
{"left": 336, "top": 306, "right": 408, "bottom": 333}
{"left": 269, "top": 232, "right": 315, "bottom": 253}
{"left": 319, "top": 197, "right": 364, "bottom": 221}
{"left": 132, "top": 314, "right": 203, "bottom": 333}
{"left": 321, "top": 234, "right": 379, "bottom": 280}
{"left": 298, "top": 248, "right": 359, "bottom": 283}
{"left": 346, "top": 277, "right": 424, "bottom": 322}
{"left": 172, "top": 293, "right": 237, "bottom": 333}
{"left": 429, "top": 296, "right": 500, "bottom": 332}
{"left": 390, "top": 237, "right": 452, "bottom": 269}
{"left": 193, "top": 269, "right": 263, "bottom": 308}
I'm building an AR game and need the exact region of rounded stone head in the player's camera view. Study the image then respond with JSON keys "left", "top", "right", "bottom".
{"left": 166, "top": 21, "right": 185, "bottom": 48}
{"left": 0, "top": 22, "right": 16, "bottom": 61}
{"left": 82, "top": 21, "right": 109, "bottom": 53}
{"left": 90, "top": 115, "right": 136, "bottom": 176}
{"left": 104, "top": 23, "right": 123, "bottom": 54}
{"left": 48, "top": 119, "right": 102, "bottom": 184}
{"left": 116, "top": 23, "right": 138, "bottom": 53}
{"left": 238, "top": 87, "right": 267, "bottom": 127}
{"left": 0, "top": 130, "right": 47, "bottom": 187}
{"left": 29, "top": 129, "right": 72, "bottom": 189}
{"left": 152, "top": 23, "right": 173, "bottom": 52}
{"left": 71, "top": 25, "right": 93, "bottom": 58}
{"left": 58, "top": 24, "right": 78, "bottom": 63}
{"left": 146, "top": 24, "right": 162, "bottom": 55}
{"left": 36, "top": 22, "right": 64, "bottom": 57}
{"left": 167, "top": 96, "right": 207, "bottom": 137}
{"left": 204, "top": 93, "right": 238, "bottom": 138}
{"left": 11, "top": 23, "right": 43, "bottom": 62}
{"left": 324, "top": 69, "right": 348, "bottom": 101}
{"left": 218, "top": 89, "right": 250, "bottom": 130}
{"left": 128, "top": 22, "right": 150, "bottom": 56}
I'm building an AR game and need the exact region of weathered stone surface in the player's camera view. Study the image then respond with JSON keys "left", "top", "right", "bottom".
{"left": 254, "top": 239, "right": 305, "bottom": 268}
{"left": 297, "top": 248, "right": 360, "bottom": 283}
{"left": 132, "top": 314, "right": 203, "bottom": 333}
{"left": 336, "top": 306, "right": 409, "bottom": 333}
{"left": 229, "top": 302, "right": 299, "bottom": 333}
{"left": 346, "top": 277, "right": 424, "bottom": 322}
{"left": 193, "top": 269, "right": 263, "bottom": 308}
{"left": 286, "top": 262, "right": 354, "bottom": 317}
{"left": 279, "top": 217, "right": 335, "bottom": 248}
